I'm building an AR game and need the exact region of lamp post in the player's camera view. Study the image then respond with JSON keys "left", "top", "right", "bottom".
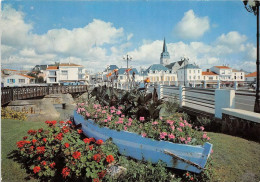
{"left": 243, "top": 0, "right": 260, "bottom": 113}
{"left": 123, "top": 55, "right": 132, "bottom": 69}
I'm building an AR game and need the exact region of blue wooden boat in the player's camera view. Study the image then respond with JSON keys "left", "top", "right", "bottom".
{"left": 74, "top": 111, "right": 213, "bottom": 173}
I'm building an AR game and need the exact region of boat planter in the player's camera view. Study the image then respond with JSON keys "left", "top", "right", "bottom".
{"left": 74, "top": 111, "right": 213, "bottom": 173}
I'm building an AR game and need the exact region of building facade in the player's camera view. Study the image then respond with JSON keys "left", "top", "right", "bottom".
{"left": 3, "top": 74, "right": 35, "bottom": 87}
{"left": 177, "top": 64, "right": 202, "bottom": 86}
{"left": 160, "top": 38, "right": 170, "bottom": 66}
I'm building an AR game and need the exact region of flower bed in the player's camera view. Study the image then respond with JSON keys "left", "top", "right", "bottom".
{"left": 15, "top": 120, "right": 117, "bottom": 181}
{"left": 76, "top": 100, "right": 210, "bottom": 146}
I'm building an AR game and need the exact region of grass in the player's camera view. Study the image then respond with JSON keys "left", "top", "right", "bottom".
{"left": 1, "top": 118, "right": 260, "bottom": 182}
{"left": 1, "top": 119, "right": 47, "bottom": 182}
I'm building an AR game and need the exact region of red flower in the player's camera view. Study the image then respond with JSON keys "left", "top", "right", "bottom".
{"left": 89, "top": 145, "right": 94, "bottom": 151}
{"left": 33, "top": 166, "right": 41, "bottom": 174}
{"left": 45, "top": 120, "right": 57, "bottom": 127}
{"left": 50, "top": 162, "right": 56, "bottom": 168}
{"left": 16, "top": 141, "right": 26, "bottom": 148}
{"left": 28, "top": 130, "right": 37, "bottom": 135}
{"left": 83, "top": 138, "right": 91, "bottom": 144}
{"left": 36, "top": 146, "right": 45, "bottom": 154}
{"left": 96, "top": 139, "right": 103, "bottom": 145}
{"left": 62, "top": 167, "right": 70, "bottom": 178}
{"left": 90, "top": 138, "right": 95, "bottom": 142}
{"left": 62, "top": 126, "right": 70, "bottom": 133}
{"left": 93, "top": 154, "right": 101, "bottom": 162}
{"left": 37, "top": 156, "right": 41, "bottom": 161}
{"left": 41, "top": 161, "right": 46, "bottom": 166}
{"left": 106, "top": 155, "right": 114, "bottom": 164}
{"left": 38, "top": 128, "right": 43, "bottom": 133}
{"left": 190, "top": 177, "right": 194, "bottom": 181}
{"left": 60, "top": 121, "right": 65, "bottom": 125}
{"left": 32, "top": 139, "right": 37, "bottom": 145}
{"left": 186, "top": 172, "right": 190, "bottom": 177}
{"left": 72, "top": 151, "right": 81, "bottom": 159}
{"left": 77, "top": 129, "right": 83, "bottom": 134}
{"left": 98, "top": 170, "right": 107, "bottom": 179}
{"left": 55, "top": 133, "right": 63, "bottom": 141}
{"left": 42, "top": 138, "right": 47, "bottom": 143}
{"left": 29, "top": 146, "right": 34, "bottom": 151}
{"left": 64, "top": 143, "right": 70, "bottom": 148}
{"left": 93, "top": 178, "right": 100, "bottom": 182}
{"left": 23, "top": 136, "right": 28, "bottom": 140}
{"left": 67, "top": 120, "right": 72, "bottom": 124}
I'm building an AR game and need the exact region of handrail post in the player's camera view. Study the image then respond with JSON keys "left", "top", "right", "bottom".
{"left": 215, "top": 89, "right": 235, "bottom": 118}
{"left": 179, "top": 85, "right": 185, "bottom": 107}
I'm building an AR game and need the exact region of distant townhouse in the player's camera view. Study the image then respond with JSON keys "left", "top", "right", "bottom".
{"left": 166, "top": 59, "right": 189, "bottom": 73}
{"left": 3, "top": 73, "right": 35, "bottom": 87}
{"left": 232, "top": 69, "right": 245, "bottom": 82}
{"left": 210, "top": 66, "right": 232, "bottom": 82}
{"left": 177, "top": 64, "right": 202, "bottom": 86}
{"left": 117, "top": 68, "right": 140, "bottom": 83}
{"left": 245, "top": 72, "right": 258, "bottom": 82}
{"left": 142, "top": 64, "right": 177, "bottom": 84}
{"left": 202, "top": 69, "right": 219, "bottom": 86}
{"left": 46, "top": 63, "right": 86, "bottom": 85}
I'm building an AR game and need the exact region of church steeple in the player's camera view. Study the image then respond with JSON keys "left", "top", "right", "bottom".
{"left": 160, "top": 38, "right": 170, "bottom": 66}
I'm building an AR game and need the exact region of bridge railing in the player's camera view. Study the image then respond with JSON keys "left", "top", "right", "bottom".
{"left": 1, "top": 85, "right": 88, "bottom": 106}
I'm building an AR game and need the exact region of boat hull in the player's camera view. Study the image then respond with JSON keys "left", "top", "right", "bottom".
{"left": 74, "top": 111, "right": 212, "bottom": 173}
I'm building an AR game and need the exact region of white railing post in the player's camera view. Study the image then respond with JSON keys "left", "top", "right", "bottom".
{"left": 215, "top": 89, "right": 235, "bottom": 118}
{"left": 204, "top": 81, "right": 207, "bottom": 89}
{"left": 234, "top": 81, "right": 238, "bottom": 90}
{"left": 157, "top": 84, "right": 163, "bottom": 99}
{"left": 175, "top": 81, "right": 178, "bottom": 87}
{"left": 217, "top": 80, "right": 220, "bottom": 89}
{"left": 179, "top": 85, "right": 185, "bottom": 107}
{"left": 168, "top": 81, "right": 170, "bottom": 86}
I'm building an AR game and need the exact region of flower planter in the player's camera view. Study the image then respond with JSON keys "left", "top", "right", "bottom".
{"left": 74, "top": 111, "right": 213, "bottom": 173}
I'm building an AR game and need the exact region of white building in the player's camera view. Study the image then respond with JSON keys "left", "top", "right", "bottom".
{"left": 245, "top": 72, "right": 257, "bottom": 82}
{"left": 3, "top": 74, "right": 35, "bottom": 87}
{"left": 46, "top": 63, "right": 86, "bottom": 85}
{"left": 232, "top": 69, "right": 245, "bottom": 82}
{"left": 117, "top": 68, "right": 140, "bottom": 84}
{"left": 177, "top": 64, "right": 202, "bottom": 86}
{"left": 210, "top": 66, "right": 232, "bottom": 82}
{"left": 142, "top": 64, "right": 177, "bottom": 84}
{"left": 166, "top": 59, "right": 189, "bottom": 73}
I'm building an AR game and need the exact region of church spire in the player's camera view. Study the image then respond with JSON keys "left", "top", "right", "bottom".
{"left": 163, "top": 37, "right": 167, "bottom": 52}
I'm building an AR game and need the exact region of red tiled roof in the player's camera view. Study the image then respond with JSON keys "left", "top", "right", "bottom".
{"left": 17, "top": 74, "right": 35, "bottom": 79}
{"left": 202, "top": 71, "right": 218, "bottom": 75}
{"left": 46, "top": 66, "right": 58, "bottom": 70}
{"left": 215, "top": 66, "right": 231, "bottom": 69}
{"left": 245, "top": 72, "right": 257, "bottom": 77}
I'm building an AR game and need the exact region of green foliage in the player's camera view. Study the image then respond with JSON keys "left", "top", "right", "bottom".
{"left": 1, "top": 107, "right": 27, "bottom": 120}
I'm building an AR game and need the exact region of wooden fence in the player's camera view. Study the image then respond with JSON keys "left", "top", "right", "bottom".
{"left": 1, "top": 85, "right": 88, "bottom": 106}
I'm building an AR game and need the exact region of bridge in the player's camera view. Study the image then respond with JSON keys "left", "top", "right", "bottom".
{"left": 1, "top": 85, "right": 88, "bottom": 106}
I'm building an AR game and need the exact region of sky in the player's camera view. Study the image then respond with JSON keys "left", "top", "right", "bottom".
{"left": 1, "top": 0, "right": 259, "bottom": 73}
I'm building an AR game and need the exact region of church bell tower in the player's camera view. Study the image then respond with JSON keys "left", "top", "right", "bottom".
{"left": 160, "top": 38, "right": 170, "bottom": 66}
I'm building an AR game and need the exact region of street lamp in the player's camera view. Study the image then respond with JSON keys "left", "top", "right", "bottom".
{"left": 123, "top": 55, "right": 132, "bottom": 69}
{"left": 243, "top": 0, "right": 260, "bottom": 113}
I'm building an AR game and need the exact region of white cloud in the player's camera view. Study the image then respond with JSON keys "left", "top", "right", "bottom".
{"left": 173, "top": 10, "right": 210, "bottom": 40}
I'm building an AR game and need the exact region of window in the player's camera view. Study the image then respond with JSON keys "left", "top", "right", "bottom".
{"left": 153, "top": 71, "right": 155, "bottom": 73}
{"left": 209, "top": 77, "right": 213, "bottom": 80}
{"left": 221, "top": 71, "right": 225, "bottom": 74}
{"left": 19, "top": 79, "right": 25, "bottom": 83}
{"left": 193, "top": 70, "right": 195, "bottom": 73}
{"left": 78, "top": 68, "right": 82, "bottom": 73}
{"left": 241, "top": 76, "right": 243, "bottom": 79}
{"left": 62, "top": 70, "right": 68, "bottom": 75}
{"left": 204, "top": 76, "right": 205, "bottom": 80}
{"left": 198, "top": 70, "right": 200, "bottom": 73}
{"left": 189, "top": 76, "right": 191, "bottom": 79}
{"left": 189, "top": 70, "right": 191, "bottom": 74}
{"left": 120, "top": 76, "right": 123, "bottom": 80}
{"left": 49, "top": 78, "right": 56, "bottom": 82}
{"left": 49, "top": 71, "right": 56, "bottom": 76}
{"left": 193, "top": 76, "right": 196, "bottom": 79}
{"left": 7, "top": 79, "right": 15, "bottom": 83}
{"left": 234, "top": 76, "right": 236, "bottom": 79}
{"left": 198, "top": 76, "right": 200, "bottom": 79}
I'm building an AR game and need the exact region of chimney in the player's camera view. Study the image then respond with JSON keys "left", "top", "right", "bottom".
{"left": 206, "top": 69, "right": 210, "bottom": 72}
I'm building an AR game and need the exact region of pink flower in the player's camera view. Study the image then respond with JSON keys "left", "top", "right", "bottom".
{"left": 141, "top": 132, "right": 147, "bottom": 137}
{"left": 127, "top": 122, "right": 132, "bottom": 126}
{"left": 166, "top": 120, "right": 174, "bottom": 125}
{"left": 97, "top": 109, "right": 101, "bottom": 112}
{"left": 203, "top": 133, "right": 207, "bottom": 139}
{"left": 168, "top": 133, "right": 175, "bottom": 139}
{"left": 118, "top": 106, "right": 123, "bottom": 110}
{"left": 180, "top": 137, "right": 185, "bottom": 142}
{"left": 128, "top": 118, "right": 133, "bottom": 122}
{"left": 211, "top": 149, "right": 214, "bottom": 154}
{"left": 86, "top": 112, "right": 90, "bottom": 117}
{"left": 160, "top": 116, "right": 163, "bottom": 120}
{"left": 102, "top": 110, "right": 106, "bottom": 114}
{"left": 93, "top": 104, "right": 98, "bottom": 109}
{"left": 179, "top": 117, "right": 183, "bottom": 121}
{"left": 162, "top": 132, "right": 167, "bottom": 136}
{"left": 121, "top": 115, "right": 125, "bottom": 118}
{"left": 152, "top": 121, "right": 158, "bottom": 125}
{"left": 139, "top": 117, "right": 145, "bottom": 121}
{"left": 179, "top": 122, "right": 185, "bottom": 127}
{"left": 177, "top": 128, "right": 182, "bottom": 132}
{"left": 200, "top": 126, "right": 205, "bottom": 131}
{"left": 119, "top": 117, "right": 124, "bottom": 121}
{"left": 110, "top": 106, "right": 116, "bottom": 110}
{"left": 107, "top": 116, "right": 112, "bottom": 121}
{"left": 207, "top": 137, "right": 210, "bottom": 140}
{"left": 187, "top": 137, "right": 191, "bottom": 142}
{"left": 171, "top": 125, "right": 175, "bottom": 131}
{"left": 110, "top": 110, "right": 115, "bottom": 113}
{"left": 116, "top": 110, "right": 122, "bottom": 115}
{"left": 160, "top": 133, "right": 165, "bottom": 139}
{"left": 124, "top": 126, "right": 127, "bottom": 131}
{"left": 104, "top": 119, "right": 108, "bottom": 122}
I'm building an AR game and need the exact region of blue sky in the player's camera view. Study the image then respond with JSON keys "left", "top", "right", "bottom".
{"left": 1, "top": 1, "right": 258, "bottom": 72}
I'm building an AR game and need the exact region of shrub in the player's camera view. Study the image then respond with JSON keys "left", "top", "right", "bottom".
{"left": 15, "top": 120, "right": 117, "bottom": 181}
{"left": 1, "top": 107, "right": 27, "bottom": 120}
